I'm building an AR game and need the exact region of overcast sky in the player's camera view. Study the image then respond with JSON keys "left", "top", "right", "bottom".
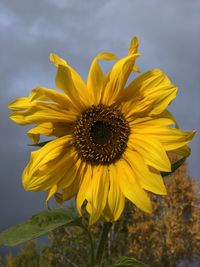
{"left": 0, "top": 0, "right": 200, "bottom": 252}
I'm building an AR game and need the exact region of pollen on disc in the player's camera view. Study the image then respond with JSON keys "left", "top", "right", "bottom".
{"left": 73, "top": 104, "right": 130, "bottom": 165}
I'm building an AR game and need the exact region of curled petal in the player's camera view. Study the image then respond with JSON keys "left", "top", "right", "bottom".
{"left": 76, "top": 164, "right": 92, "bottom": 215}
{"left": 22, "top": 136, "right": 75, "bottom": 191}
{"left": 87, "top": 52, "right": 118, "bottom": 104}
{"left": 128, "top": 36, "right": 141, "bottom": 72}
{"left": 121, "top": 69, "right": 177, "bottom": 115}
{"left": 133, "top": 124, "right": 196, "bottom": 151}
{"left": 27, "top": 122, "right": 73, "bottom": 143}
{"left": 51, "top": 52, "right": 92, "bottom": 108}
{"left": 102, "top": 54, "right": 141, "bottom": 105}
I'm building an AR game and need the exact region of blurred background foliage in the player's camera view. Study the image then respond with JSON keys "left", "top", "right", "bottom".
{"left": 0, "top": 157, "right": 199, "bottom": 267}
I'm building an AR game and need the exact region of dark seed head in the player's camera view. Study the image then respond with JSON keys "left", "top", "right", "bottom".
{"left": 73, "top": 104, "right": 130, "bottom": 165}
{"left": 91, "top": 121, "right": 112, "bottom": 145}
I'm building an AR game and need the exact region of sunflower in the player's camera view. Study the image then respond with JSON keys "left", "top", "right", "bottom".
{"left": 8, "top": 37, "right": 195, "bottom": 224}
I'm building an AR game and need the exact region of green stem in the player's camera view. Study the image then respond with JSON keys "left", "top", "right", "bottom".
{"left": 95, "top": 222, "right": 112, "bottom": 267}
{"left": 82, "top": 225, "right": 95, "bottom": 267}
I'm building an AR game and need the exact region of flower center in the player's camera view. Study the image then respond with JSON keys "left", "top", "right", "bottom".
{"left": 90, "top": 121, "right": 112, "bottom": 145}
{"left": 73, "top": 104, "right": 130, "bottom": 165}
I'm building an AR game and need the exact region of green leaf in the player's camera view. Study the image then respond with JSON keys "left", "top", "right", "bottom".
{"left": 28, "top": 140, "right": 53, "bottom": 147}
{"left": 161, "top": 157, "right": 186, "bottom": 177}
{"left": 0, "top": 208, "right": 82, "bottom": 247}
{"left": 113, "top": 256, "right": 149, "bottom": 267}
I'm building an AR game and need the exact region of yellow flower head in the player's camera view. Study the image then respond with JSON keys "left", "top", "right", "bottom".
{"left": 8, "top": 37, "right": 195, "bottom": 224}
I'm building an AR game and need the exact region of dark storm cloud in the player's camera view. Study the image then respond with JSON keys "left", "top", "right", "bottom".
{"left": 0, "top": 0, "right": 199, "bottom": 244}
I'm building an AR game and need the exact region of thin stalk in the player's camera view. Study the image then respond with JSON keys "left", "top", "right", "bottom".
{"left": 82, "top": 225, "right": 95, "bottom": 267}
{"left": 95, "top": 222, "right": 112, "bottom": 267}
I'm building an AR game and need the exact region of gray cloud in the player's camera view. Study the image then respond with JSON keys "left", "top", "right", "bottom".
{"left": 0, "top": 0, "right": 199, "bottom": 252}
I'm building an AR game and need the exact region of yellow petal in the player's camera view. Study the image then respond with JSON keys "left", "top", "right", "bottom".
{"left": 121, "top": 69, "right": 177, "bottom": 115}
{"left": 87, "top": 52, "right": 118, "bottom": 104}
{"left": 8, "top": 86, "right": 76, "bottom": 112}
{"left": 86, "top": 165, "right": 109, "bottom": 224}
{"left": 76, "top": 164, "right": 92, "bottom": 215}
{"left": 46, "top": 184, "right": 58, "bottom": 206}
{"left": 55, "top": 64, "right": 87, "bottom": 110}
{"left": 87, "top": 58, "right": 103, "bottom": 105}
{"left": 157, "top": 109, "right": 179, "bottom": 127}
{"left": 96, "top": 52, "right": 118, "bottom": 61}
{"left": 107, "top": 164, "right": 125, "bottom": 221}
{"left": 128, "top": 109, "right": 177, "bottom": 127}
{"left": 124, "top": 149, "right": 167, "bottom": 195}
{"left": 132, "top": 64, "right": 141, "bottom": 73}
{"left": 51, "top": 52, "right": 91, "bottom": 107}
{"left": 122, "top": 68, "right": 170, "bottom": 100}
{"left": 128, "top": 36, "right": 140, "bottom": 55}
{"left": 8, "top": 97, "right": 34, "bottom": 111}
{"left": 9, "top": 103, "right": 77, "bottom": 125}
{"left": 30, "top": 87, "right": 76, "bottom": 111}
{"left": 121, "top": 97, "right": 152, "bottom": 119}
{"left": 27, "top": 129, "right": 45, "bottom": 144}
{"left": 49, "top": 52, "right": 67, "bottom": 67}
{"left": 128, "top": 134, "right": 171, "bottom": 172}
{"left": 27, "top": 122, "right": 55, "bottom": 143}
{"left": 60, "top": 162, "right": 86, "bottom": 201}
{"left": 148, "top": 86, "right": 177, "bottom": 115}
{"left": 8, "top": 87, "right": 78, "bottom": 128}
{"left": 102, "top": 54, "right": 140, "bottom": 105}
{"left": 116, "top": 159, "right": 152, "bottom": 213}
{"left": 128, "top": 36, "right": 141, "bottom": 73}
{"left": 27, "top": 122, "right": 73, "bottom": 143}
{"left": 22, "top": 135, "right": 74, "bottom": 191}
{"left": 57, "top": 158, "right": 82, "bottom": 189}
{"left": 133, "top": 125, "right": 196, "bottom": 151}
